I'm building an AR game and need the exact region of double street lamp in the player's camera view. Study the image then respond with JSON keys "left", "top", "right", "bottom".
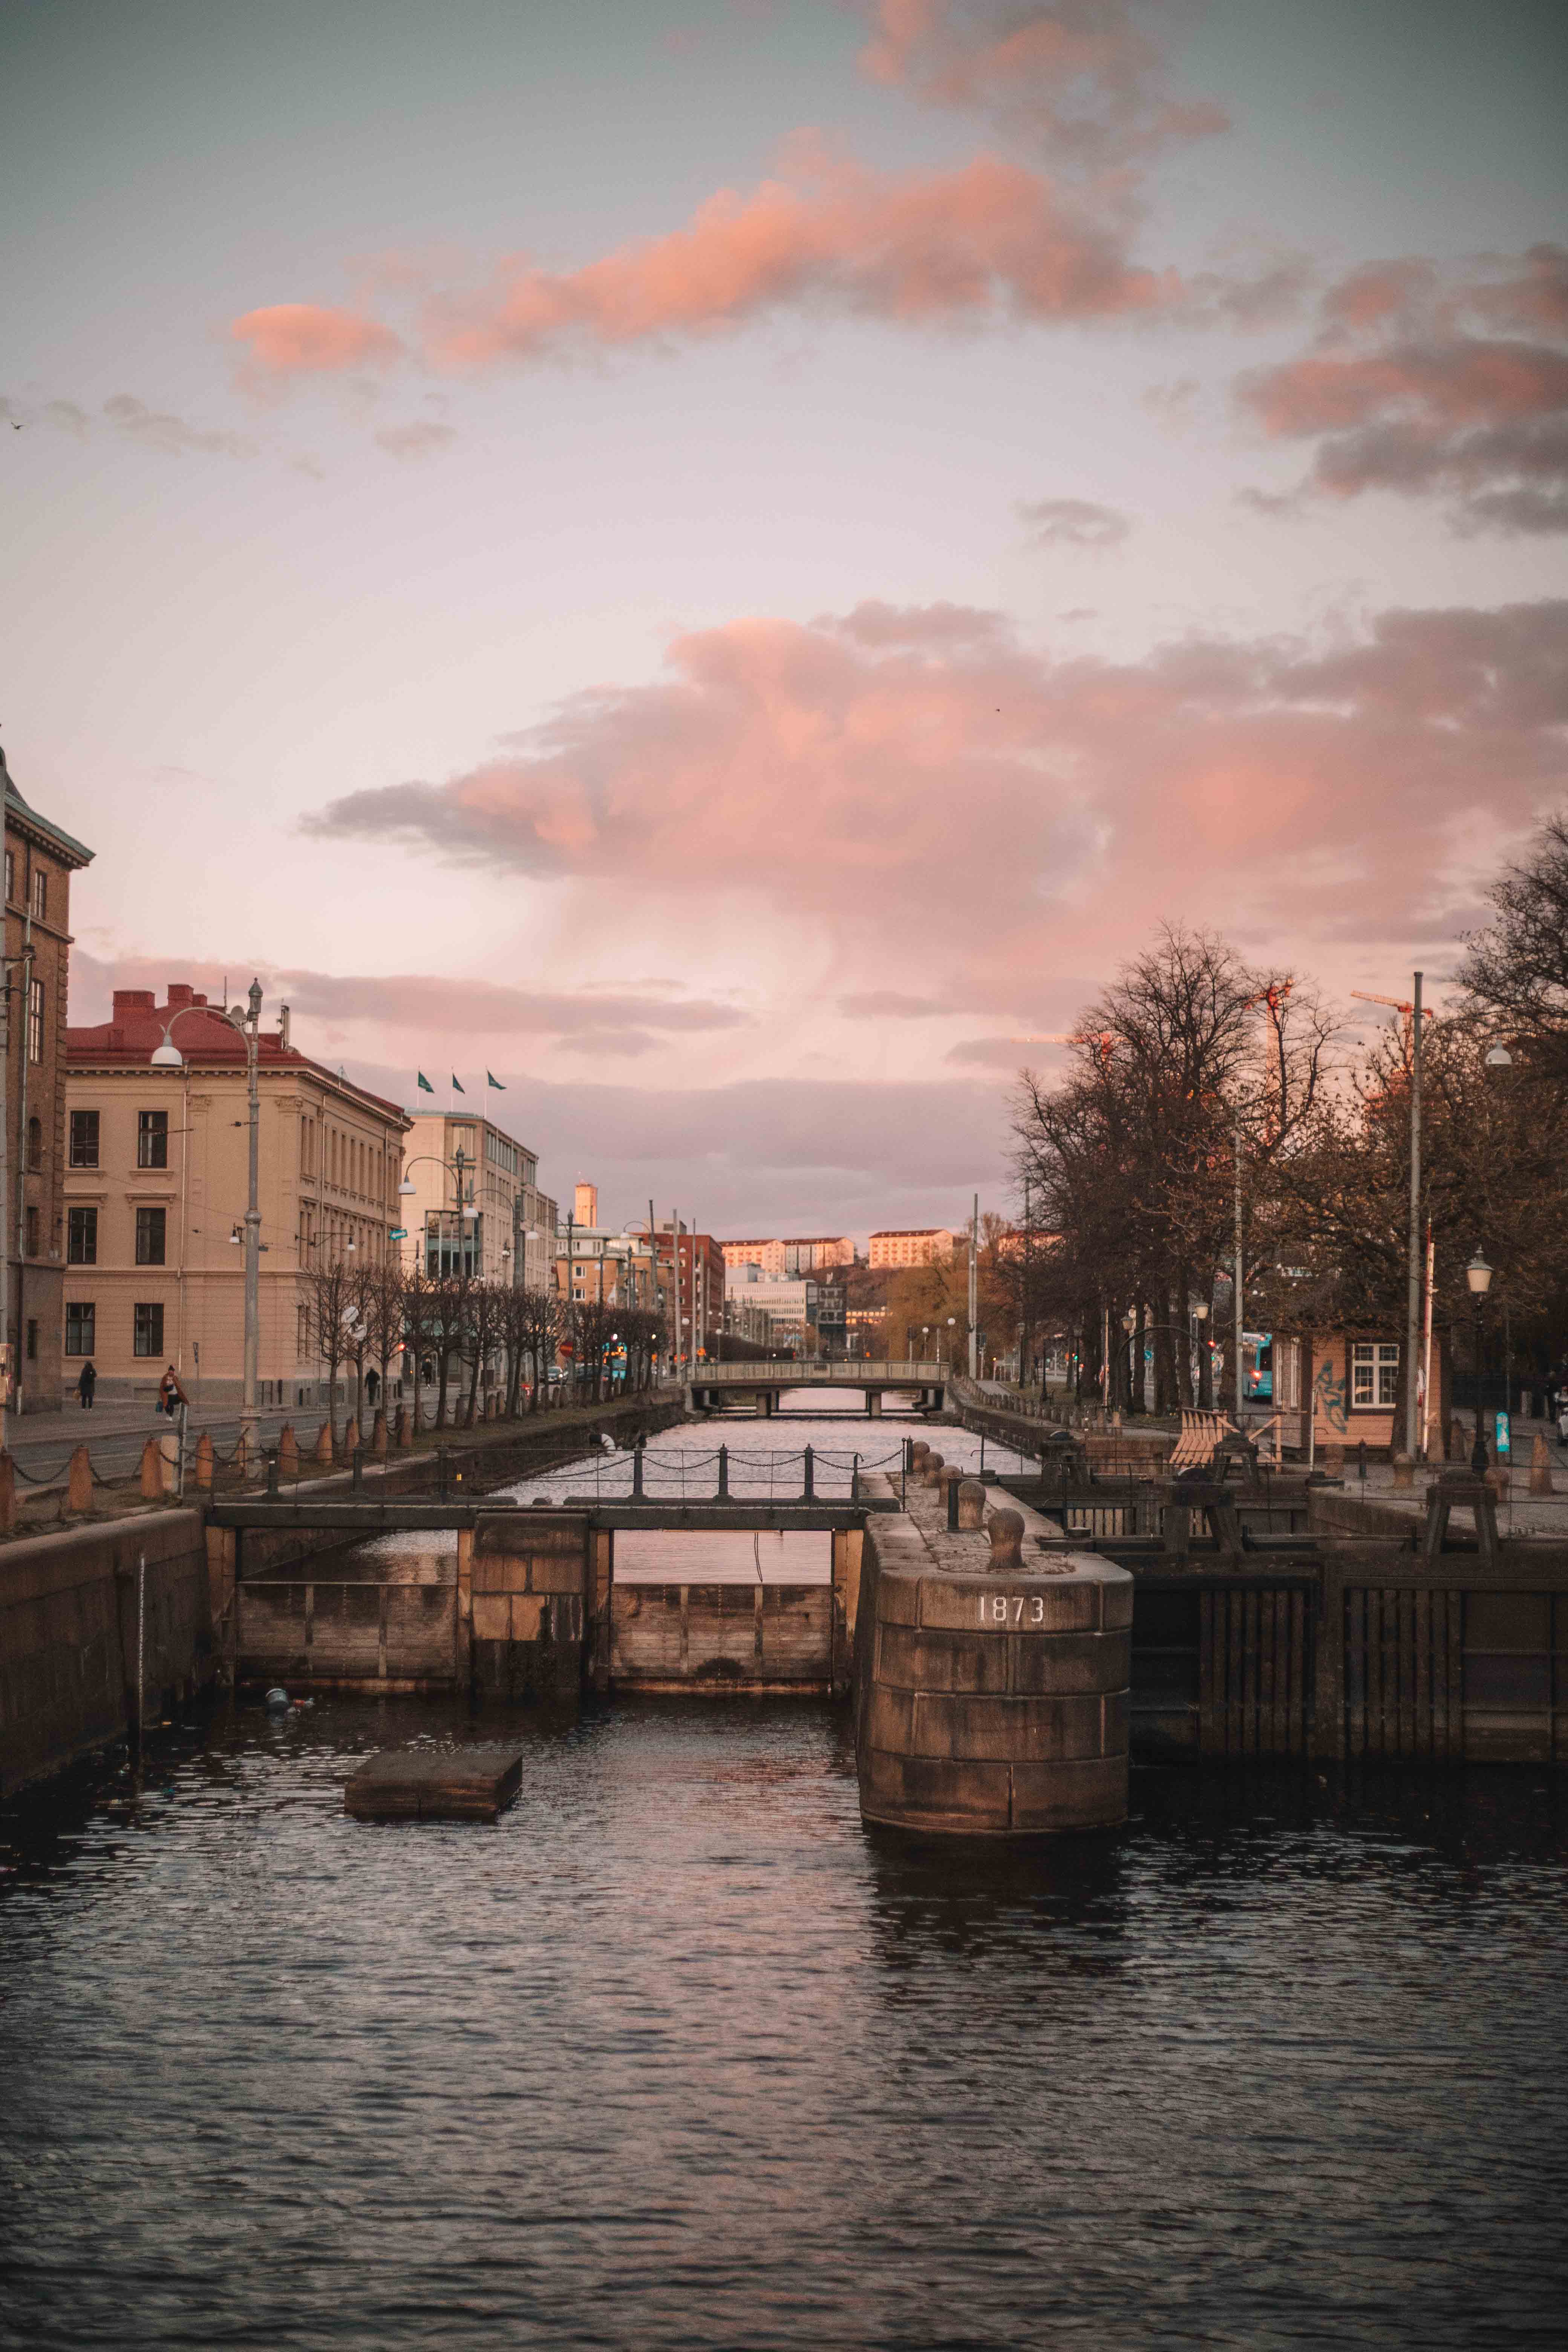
{"left": 1467, "top": 1250, "right": 1494, "bottom": 1475}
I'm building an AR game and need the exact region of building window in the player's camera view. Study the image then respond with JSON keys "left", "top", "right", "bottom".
{"left": 27, "top": 976, "right": 43, "bottom": 1064}
{"left": 133, "top": 1302, "right": 164, "bottom": 1358}
{"left": 26, "top": 1115, "right": 41, "bottom": 1172}
{"left": 135, "top": 1206, "right": 167, "bottom": 1266}
{"left": 26, "top": 1319, "right": 38, "bottom": 1363}
{"left": 137, "top": 1109, "right": 168, "bottom": 1169}
{"left": 297, "top": 1304, "right": 310, "bottom": 1361}
{"left": 1352, "top": 1342, "right": 1400, "bottom": 1409}
{"left": 3, "top": 850, "right": 12, "bottom": 902}
{"left": 69, "top": 1109, "right": 100, "bottom": 1168}
{"left": 30, "top": 868, "right": 46, "bottom": 920}
{"left": 67, "top": 1205, "right": 97, "bottom": 1265}
{"left": 65, "top": 1302, "right": 95, "bottom": 1356}
{"left": 24, "top": 1204, "right": 38, "bottom": 1257}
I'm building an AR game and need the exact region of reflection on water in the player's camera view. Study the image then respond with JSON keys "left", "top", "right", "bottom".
{"left": 3, "top": 1690, "right": 1566, "bottom": 2351}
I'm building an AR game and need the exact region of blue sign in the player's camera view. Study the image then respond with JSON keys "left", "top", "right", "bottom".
{"left": 389, "top": 1227, "right": 407, "bottom": 1240}
{"left": 1494, "top": 1410, "right": 1511, "bottom": 1457}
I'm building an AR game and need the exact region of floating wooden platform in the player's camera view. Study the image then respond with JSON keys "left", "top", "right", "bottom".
{"left": 344, "top": 1746, "right": 524, "bottom": 1823}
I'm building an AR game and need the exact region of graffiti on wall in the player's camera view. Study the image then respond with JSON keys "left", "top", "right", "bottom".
{"left": 1312, "top": 1354, "right": 1349, "bottom": 1435}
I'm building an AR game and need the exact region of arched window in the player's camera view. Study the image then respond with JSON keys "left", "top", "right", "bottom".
{"left": 26, "top": 1116, "right": 41, "bottom": 1172}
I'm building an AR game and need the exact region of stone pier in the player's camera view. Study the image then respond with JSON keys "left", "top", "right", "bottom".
{"left": 853, "top": 1476, "right": 1130, "bottom": 1836}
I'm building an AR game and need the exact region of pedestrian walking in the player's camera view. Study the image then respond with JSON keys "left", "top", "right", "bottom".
{"left": 157, "top": 1364, "right": 188, "bottom": 1417}
{"left": 77, "top": 1360, "right": 96, "bottom": 1410}
{"left": 365, "top": 1366, "right": 380, "bottom": 1410}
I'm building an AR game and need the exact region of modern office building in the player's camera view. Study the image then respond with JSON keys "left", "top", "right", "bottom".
{"left": 401, "top": 1110, "right": 555, "bottom": 1289}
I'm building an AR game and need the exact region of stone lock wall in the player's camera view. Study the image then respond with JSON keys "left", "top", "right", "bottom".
{"left": 854, "top": 1482, "right": 1131, "bottom": 1836}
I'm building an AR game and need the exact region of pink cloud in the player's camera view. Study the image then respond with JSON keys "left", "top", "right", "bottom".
{"left": 420, "top": 148, "right": 1174, "bottom": 369}
{"left": 858, "top": 0, "right": 1228, "bottom": 168}
{"left": 1238, "top": 247, "right": 1568, "bottom": 532}
{"left": 302, "top": 595, "right": 1568, "bottom": 1006}
{"left": 230, "top": 303, "right": 403, "bottom": 377}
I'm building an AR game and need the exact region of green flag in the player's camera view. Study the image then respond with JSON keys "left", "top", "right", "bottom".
{"left": 451, "top": 1072, "right": 466, "bottom": 1094}
{"left": 416, "top": 1071, "right": 434, "bottom": 1093}
{"left": 487, "top": 1070, "right": 506, "bottom": 1089}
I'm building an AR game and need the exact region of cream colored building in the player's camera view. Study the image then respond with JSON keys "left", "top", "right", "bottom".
{"left": 401, "top": 1110, "right": 555, "bottom": 1290}
{"left": 64, "top": 984, "right": 409, "bottom": 1407}
{"left": 868, "top": 1227, "right": 954, "bottom": 1270}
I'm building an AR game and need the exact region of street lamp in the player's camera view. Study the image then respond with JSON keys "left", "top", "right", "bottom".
{"left": 152, "top": 980, "right": 263, "bottom": 1450}
{"left": 1467, "top": 1251, "right": 1493, "bottom": 1473}
{"left": 400, "top": 1151, "right": 478, "bottom": 1278}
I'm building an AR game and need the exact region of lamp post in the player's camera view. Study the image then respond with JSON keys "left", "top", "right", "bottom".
{"left": 152, "top": 981, "right": 262, "bottom": 1450}
{"left": 399, "top": 1152, "right": 478, "bottom": 1278}
{"left": 1467, "top": 1251, "right": 1493, "bottom": 1473}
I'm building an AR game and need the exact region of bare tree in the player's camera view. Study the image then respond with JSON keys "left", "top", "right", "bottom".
{"left": 302, "top": 1253, "right": 355, "bottom": 1454}
{"left": 398, "top": 1264, "right": 440, "bottom": 1435}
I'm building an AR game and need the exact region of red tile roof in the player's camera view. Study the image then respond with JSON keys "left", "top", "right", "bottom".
{"left": 68, "top": 985, "right": 409, "bottom": 1123}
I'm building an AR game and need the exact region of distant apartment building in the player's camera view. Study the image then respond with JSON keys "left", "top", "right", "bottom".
{"left": 655, "top": 1220, "right": 725, "bottom": 1363}
{"left": 65, "top": 983, "right": 409, "bottom": 1406}
{"left": 402, "top": 1110, "right": 555, "bottom": 1289}
{"left": 782, "top": 1235, "right": 854, "bottom": 1273}
{"left": 724, "top": 1265, "right": 845, "bottom": 1352}
{"left": 721, "top": 1237, "right": 786, "bottom": 1275}
{"left": 555, "top": 1221, "right": 660, "bottom": 1312}
{"left": 868, "top": 1228, "right": 955, "bottom": 1270}
{"left": 2, "top": 742, "right": 93, "bottom": 1410}
{"left": 722, "top": 1234, "right": 855, "bottom": 1276}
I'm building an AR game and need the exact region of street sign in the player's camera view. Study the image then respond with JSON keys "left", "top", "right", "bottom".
{"left": 389, "top": 1227, "right": 407, "bottom": 1240}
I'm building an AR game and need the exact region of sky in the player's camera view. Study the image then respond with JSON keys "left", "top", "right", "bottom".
{"left": 3, "top": 0, "right": 1565, "bottom": 1237}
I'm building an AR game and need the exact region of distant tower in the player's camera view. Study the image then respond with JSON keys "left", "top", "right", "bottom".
{"left": 574, "top": 1180, "right": 599, "bottom": 1228}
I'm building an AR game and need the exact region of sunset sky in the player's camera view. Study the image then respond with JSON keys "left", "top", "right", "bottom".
{"left": 4, "top": 0, "right": 1565, "bottom": 1235}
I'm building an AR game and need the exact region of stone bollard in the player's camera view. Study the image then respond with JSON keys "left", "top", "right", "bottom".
{"left": 342, "top": 1418, "right": 360, "bottom": 1459}
{"left": 1529, "top": 1433, "right": 1554, "bottom": 1497}
{"left": 920, "top": 1450, "right": 945, "bottom": 1488}
{"left": 140, "top": 1437, "right": 164, "bottom": 1501}
{"left": 910, "top": 1440, "right": 930, "bottom": 1473}
{"left": 314, "top": 1420, "right": 334, "bottom": 1467}
{"left": 278, "top": 1424, "right": 299, "bottom": 1482}
{"left": 986, "top": 1507, "right": 1025, "bottom": 1573}
{"left": 372, "top": 1410, "right": 389, "bottom": 1458}
{"left": 1391, "top": 1450, "right": 1414, "bottom": 1490}
{"left": 235, "top": 1428, "right": 251, "bottom": 1480}
{"left": 396, "top": 1404, "right": 413, "bottom": 1450}
{"left": 194, "top": 1433, "right": 214, "bottom": 1491}
{"left": 0, "top": 1449, "right": 14, "bottom": 1535}
{"left": 66, "top": 1445, "right": 92, "bottom": 1517}
{"left": 956, "top": 1478, "right": 986, "bottom": 1531}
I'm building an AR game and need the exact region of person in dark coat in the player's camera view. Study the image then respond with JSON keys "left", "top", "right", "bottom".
{"left": 77, "top": 1361, "right": 96, "bottom": 1409}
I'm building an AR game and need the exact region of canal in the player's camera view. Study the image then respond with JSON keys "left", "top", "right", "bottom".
{"left": 2, "top": 1399, "right": 1565, "bottom": 2348}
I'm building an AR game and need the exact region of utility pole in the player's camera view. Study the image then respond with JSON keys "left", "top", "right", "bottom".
{"left": 0, "top": 959, "right": 10, "bottom": 1456}
{"left": 1406, "top": 970, "right": 1423, "bottom": 1459}
{"left": 968, "top": 1192, "right": 978, "bottom": 1379}
{"left": 241, "top": 978, "right": 262, "bottom": 1453}
{"left": 1233, "top": 1124, "right": 1244, "bottom": 1422}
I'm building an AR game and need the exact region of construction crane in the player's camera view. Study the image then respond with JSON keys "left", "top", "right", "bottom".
{"left": 1349, "top": 990, "right": 1432, "bottom": 1055}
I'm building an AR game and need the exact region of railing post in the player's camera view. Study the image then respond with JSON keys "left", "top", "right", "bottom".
{"left": 438, "top": 1446, "right": 448, "bottom": 1502}
{"left": 265, "top": 1449, "right": 279, "bottom": 1498}
{"left": 802, "top": 1444, "right": 814, "bottom": 1500}
{"left": 851, "top": 1452, "right": 860, "bottom": 1505}
{"left": 717, "top": 1443, "right": 729, "bottom": 1499}
{"left": 632, "top": 1441, "right": 645, "bottom": 1500}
